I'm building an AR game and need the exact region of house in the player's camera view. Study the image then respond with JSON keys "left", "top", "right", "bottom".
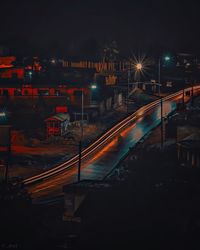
{"left": 45, "top": 113, "right": 70, "bottom": 137}
{"left": 177, "top": 133, "right": 200, "bottom": 167}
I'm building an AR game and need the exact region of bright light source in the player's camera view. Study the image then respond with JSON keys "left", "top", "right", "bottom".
{"left": 91, "top": 84, "right": 97, "bottom": 89}
{"left": 0, "top": 112, "right": 6, "bottom": 117}
{"left": 164, "top": 56, "right": 170, "bottom": 61}
{"left": 136, "top": 63, "right": 143, "bottom": 70}
{"left": 29, "top": 71, "right": 33, "bottom": 76}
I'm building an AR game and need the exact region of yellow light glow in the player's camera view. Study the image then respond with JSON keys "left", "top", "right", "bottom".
{"left": 136, "top": 63, "right": 142, "bottom": 70}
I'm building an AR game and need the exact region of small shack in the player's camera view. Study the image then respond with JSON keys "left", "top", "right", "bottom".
{"left": 177, "top": 133, "right": 200, "bottom": 167}
{"left": 45, "top": 113, "right": 70, "bottom": 137}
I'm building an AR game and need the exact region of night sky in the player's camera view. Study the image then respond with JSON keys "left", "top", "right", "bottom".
{"left": 1, "top": 0, "right": 200, "bottom": 56}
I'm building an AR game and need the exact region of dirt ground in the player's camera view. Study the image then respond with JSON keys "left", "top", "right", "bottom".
{"left": 0, "top": 92, "right": 158, "bottom": 180}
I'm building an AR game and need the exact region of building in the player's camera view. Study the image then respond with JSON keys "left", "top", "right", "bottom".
{"left": 0, "top": 67, "right": 25, "bottom": 79}
{"left": 0, "top": 80, "right": 91, "bottom": 106}
{"left": 0, "top": 66, "right": 123, "bottom": 121}
{"left": 177, "top": 134, "right": 200, "bottom": 167}
{"left": 45, "top": 113, "right": 70, "bottom": 137}
{"left": 0, "top": 56, "right": 16, "bottom": 68}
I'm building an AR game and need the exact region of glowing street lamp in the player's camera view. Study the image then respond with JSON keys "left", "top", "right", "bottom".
{"left": 164, "top": 56, "right": 170, "bottom": 61}
{"left": 91, "top": 84, "right": 97, "bottom": 89}
{"left": 0, "top": 110, "right": 7, "bottom": 125}
{"left": 0, "top": 109, "right": 11, "bottom": 183}
{"left": 136, "top": 63, "right": 143, "bottom": 71}
{"left": 127, "top": 62, "right": 143, "bottom": 114}
{"left": 0, "top": 112, "right": 6, "bottom": 118}
{"left": 158, "top": 54, "right": 171, "bottom": 151}
{"left": 158, "top": 55, "right": 171, "bottom": 94}
{"left": 78, "top": 88, "right": 84, "bottom": 182}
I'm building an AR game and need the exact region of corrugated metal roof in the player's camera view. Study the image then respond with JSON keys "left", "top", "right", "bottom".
{"left": 46, "top": 113, "right": 70, "bottom": 122}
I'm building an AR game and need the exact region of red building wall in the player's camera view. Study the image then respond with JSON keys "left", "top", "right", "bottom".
{"left": 0, "top": 68, "right": 25, "bottom": 79}
{"left": 0, "top": 86, "right": 92, "bottom": 105}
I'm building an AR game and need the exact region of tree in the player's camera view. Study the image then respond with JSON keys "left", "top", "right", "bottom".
{"left": 102, "top": 40, "right": 119, "bottom": 62}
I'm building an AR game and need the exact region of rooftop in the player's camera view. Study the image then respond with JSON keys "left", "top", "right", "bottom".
{"left": 45, "top": 113, "right": 70, "bottom": 122}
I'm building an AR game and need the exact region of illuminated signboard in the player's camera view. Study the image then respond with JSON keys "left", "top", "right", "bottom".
{"left": 55, "top": 106, "right": 68, "bottom": 113}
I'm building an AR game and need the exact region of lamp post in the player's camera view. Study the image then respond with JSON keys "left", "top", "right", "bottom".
{"left": 0, "top": 111, "right": 11, "bottom": 184}
{"left": 158, "top": 55, "right": 171, "bottom": 151}
{"left": 77, "top": 84, "right": 97, "bottom": 182}
{"left": 78, "top": 88, "right": 84, "bottom": 182}
{"left": 158, "top": 56, "right": 170, "bottom": 96}
{"left": 136, "top": 63, "right": 142, "bottom": 84}
{"left": 127, "top": 63, "right": 143, "bottom": 114}
{"left": 4, "top": 126, "right": 11, "bottom": 184}
{"left": 191, "top": 80, "right": 194, "bottom": 106}
{"left": 127, "top": 68, "right": 131, "bottom": 113}
{"left": 182, "top": 88, "right": 185, "bottom": 105}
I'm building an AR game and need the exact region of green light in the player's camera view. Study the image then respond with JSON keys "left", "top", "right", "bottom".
{"left": 91, "top": 84, "right": 97, "bottom": 89}
{"left": 164, "top": 56, "right": 170, "bottom": 61}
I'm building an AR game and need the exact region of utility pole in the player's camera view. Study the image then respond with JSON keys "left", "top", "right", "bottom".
{"left": 160, "top": 97, "right": 164, "bottom": 151}
{"left": 158, "top": 57, "right": 161, "bottom": 97}
{"left": 191, "top": 81, "right": 194, "bottom": 106}
{"left": 78, "top": 140, "right": 82, "bottom": 182}
{"left": 158, "top": 56, "right": 164, "bottom": 150}
{"left": 78, "top": 89, "right": 84, "bottom": 182}
{"left": 158, "top": 54, "right": 171, "bottom": 150}
{"left": 4, "top": 126, "right": 11, "bottom": 184}
{"left": 127, "top": 68, "right": 130, "bottom": 114}
{"left": 182, "top": 88, "right": 185, "bottom": 106}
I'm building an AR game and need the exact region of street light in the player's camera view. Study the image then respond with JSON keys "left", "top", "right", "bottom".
{"left": 136, "top": 63, "right": 143, "bottom": 71}
{"left": 135, "top": 62, "right": 143, "bottom": 83}
{"left": 91, "top": 83, "right": 97, "bottom": 89}
{"left": 90, "top": 83, "right": 98, "bottom": 105}
{"left": 78, "top": 84, "right": 97, "bottom": 182}
{"left": 158, "top": 55, "right": 171, "bottom": 95}
{"left": 78, "top": 88, "right": 84, "bottom": 182}
{"left": 28, "top": 71, "right": 33, "bottom": 83}
{"left": 164, "top": 56, "right": 170, "bottom": 62}
{"left": 127, "top": 62, "right": 143, "bottom": 113}
{"left": 0, "top": 110, "right": 11, "bottom": 183}
{"left": 0, "top": 112, "right": 6, "bottom": 118}
{"left": 0, "top": 110, "right": 8, "bottom": 125}
{"left": 158, "top": 55, "right": 171, "bottom": 151}
{"left": 127, "top": 68, "right": 131, "bottom": 114}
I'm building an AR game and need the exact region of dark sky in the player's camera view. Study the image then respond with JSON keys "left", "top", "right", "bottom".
{"left": 0, "top": 0, "right": 200, "bottom": 56}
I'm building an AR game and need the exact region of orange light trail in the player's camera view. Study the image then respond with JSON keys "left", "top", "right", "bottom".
{"left": 23, "top": 86, "right": 200, "bottom": 187}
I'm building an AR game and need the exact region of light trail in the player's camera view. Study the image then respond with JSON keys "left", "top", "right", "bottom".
{"left": 23, "top": 86, "right": 200, "bottom": 187}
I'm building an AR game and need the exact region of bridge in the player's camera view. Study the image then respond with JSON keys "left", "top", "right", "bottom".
{"left": 23, "top": 86, "right": 200, "bottom": 199}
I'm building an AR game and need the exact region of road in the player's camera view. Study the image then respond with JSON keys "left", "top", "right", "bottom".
{"left": 23, "top": 86, "right": 200, "bottom": 200}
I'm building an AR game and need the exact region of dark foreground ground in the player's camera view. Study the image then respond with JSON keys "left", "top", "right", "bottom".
{"left": 73, "top": 145, "right": 200, "bottom": 250}
{"left": 1, "top": 127, "right": 200, "bottom": 250}
{"left": 2, "top": 143, "right": 199, "bottom": 250}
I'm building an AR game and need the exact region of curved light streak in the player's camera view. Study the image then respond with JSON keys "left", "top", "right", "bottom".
{"left": 23, "top": 86, "right": 200, "bottom": 185}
